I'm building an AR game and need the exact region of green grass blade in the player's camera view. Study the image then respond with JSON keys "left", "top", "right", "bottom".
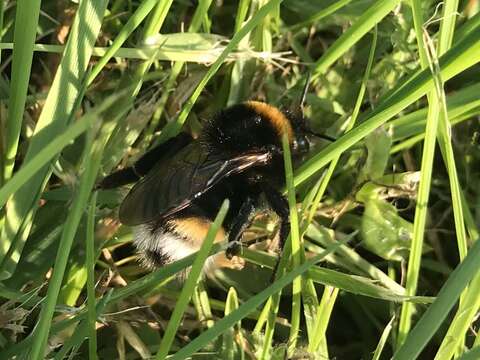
{"left": 142, "top": 0, "right": 174, "bottom": 38}
{"left": 393, "top": 236, "right": 480, "bottom": 360}
{"left": 289, "top": 0, "right": 353, "bottom": 32}
{"left": 301, "top": 29, "right": 376, "bottom": 353}
{"left": 155, "top": 0, "right": 284, "bottom": 143}
{"left": 0, "top": 0, "right": 4, "bottom": 65}
{"left": 308, "top": 286, "right": 338, "bottom": 353}
{"left": 435, "top": 271, "right": 480, "bottom": 360}
{"left": 312, "top": 0, "right": 399, "bottom": 78}
{"left": 221, "top": 287, "right": 242, "bottom": 359}
{"left": 259, "top": 231, "right": 294, "bottom": 358}
{"left": 154, "top": 199, "right": 229, "bottom": 359}
{"left": 429, "top": 2, "right": 477, "bottom": 357}
{"left": 241, "top": 247, "right": 428, "bottom": 303}
{"left": 0, "top": 91, "right": 126, "bottom": 208}
{"left": 372, "top": 316, "right": 395, "bottom": 360}
{"left": 98, "top": 0, "right": 174, "bottom": 173}
{"left": 457, "top": 347, "right": 480, "bottom": 360}
{"left": 390, "top": 81, "right": 480, "bottom": 141}
{"left": 0, "top": 0, "right": 108, "bottom": 280}
{"left": 434, "top": 1, "right": 468, "bottom": 261}
{"left": 307, "top": 225, "right": 405, "bottom": 294}
{"left": 86, "top": 0, "right": 163, "bottom": 85}
{"left": 282, "top": 133, "right": 302, "bottom": 356}
{"left": 3, "top": 0, "right": 41, "bottom": 182}
{"left": 397, "top": 0, "right": 441, "bottom": 345}
{"left": 226, "top": 0, "right": 251, "bottom": 106}
{"left": 302, "top": 25, "right": 377, "bottom": 255}
{"left": 294, "top": 27, "right": 480, "bottom": 188}
{"left": 234, "top": 0, "right": 251, "bottom": 33}
{"left": 123, "top": 0, "right": 174, "bottom": 95}
{"left": 454, "top": 11, "right": 480, "bottom": 41}
{"left": 438, "top": 0, "right": 459, "bottom": 54}
{"left": 399, "top": 0, "right": 469, "bottom": 346}
{"left": 86, "top": 192, "right": 98, "bottom": 360}
{"left": 142, "top": 0, "right": 213, "bottom": 146}
{"left": 192, "top": 281, "right": 214, "bottom": 329}
{"left": 28, "top": 85, "right": 118, "bottom": 360}
{"left": 0, "top": 40, "right": 290, "bottom": 63}
{"left": 170, "top": 240, "right": 347, "bottom": 360}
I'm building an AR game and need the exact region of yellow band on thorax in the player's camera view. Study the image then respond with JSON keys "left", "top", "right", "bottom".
{"left": 246, "top": 101, "right": 294, "bottom": 143}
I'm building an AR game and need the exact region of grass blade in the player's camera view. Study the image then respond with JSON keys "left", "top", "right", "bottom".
{"left": 29, "top": 72, "right": 119, "bottom": 360}
{"left": 0, "top": 92, "right": 126, "bottom": 208}
{"left": 0, "top": 0, "right": 108, "bottom": 280}
{"left": 86, "top": 0, "right": 164, "bottom": 85}
{"left": 154, "top": 199, "right": 230, "bottom": 359}
{"left": 312, "top": 0, "right": 399, "bottom": 78}
{"left": 282, "top": 133, "right": 302, "bottom": 356}
{"left": 154, "top": 0, "right": 284, "bottom": 143}
{"left": 3, "top": 0, "right": 41, "bottom": 182}
{"left": 192, "top": 281, "right": 214, "bottom": 329}
{"left": 307, "top": 286, "right": 338, "bottom": 353}
{"left": 457, "top": 347, "right": 480, "bottom": 360}
{"left": 86, "top": 192, "right": 98, "bottom": 360}
{"left": 294, "top": 27, "right": 480, "bottom": 188}
{"left": 393, "top": 236, "right": 480, "bottom": 360}
{"left": 170, "top": 240, "right": 347, "bottom": 360}
{"left": 398, "top": 0, "right": 469, "bottom": 346}
{"left": 142, "top": 0, "right": 213, "bottom": 146}
{"left": 372, "top": 316, "right": 395, "bottom": 360}
{"left": 289, "top": 0, "right": 353, "bottom": 32}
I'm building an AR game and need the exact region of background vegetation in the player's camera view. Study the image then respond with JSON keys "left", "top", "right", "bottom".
{"left": 0, "top": 0, "right": 479, "bottom": 358}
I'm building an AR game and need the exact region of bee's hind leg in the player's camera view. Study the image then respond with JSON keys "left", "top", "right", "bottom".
{"left": 225, "top": 197, "right": 256, "bottom": 259}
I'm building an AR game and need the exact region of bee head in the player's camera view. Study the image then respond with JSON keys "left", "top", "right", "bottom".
{"left": 288, "top": 112, "right": 336, "bottom": 156}
{"left": 288, "top": 113, "right": 310, "bottom": 155}
{"left": 289, "top": 73, "right": 335, "bottom": 155}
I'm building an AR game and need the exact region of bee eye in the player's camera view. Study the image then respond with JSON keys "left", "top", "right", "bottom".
{"left": 293, "top": 136, "right": 309, "bottom": 154}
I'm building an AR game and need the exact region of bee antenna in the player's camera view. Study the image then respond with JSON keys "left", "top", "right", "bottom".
{"left": 295, "top": 72, "right": 335, "bottom": 143}
{"left": 305, "top": 128, "right": 337, "bottom": 143}
{"left": 299, "top": 72, "right": 311, "bottom": 116}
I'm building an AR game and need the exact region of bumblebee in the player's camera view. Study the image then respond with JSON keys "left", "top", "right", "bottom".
{"left": 100, "top": 100, "right": 316, "bottom": 272}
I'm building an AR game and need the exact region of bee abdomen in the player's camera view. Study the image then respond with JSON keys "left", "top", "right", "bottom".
{"left": 133, "top": 223, "right": 197, "bottom": 269}
{"left": 133, "top": 216, "right": 228, "bottom": 269}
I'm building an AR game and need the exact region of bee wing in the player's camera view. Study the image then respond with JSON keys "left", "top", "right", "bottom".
{"left": 119, "top": 142, "right": 271, "bottom": 225}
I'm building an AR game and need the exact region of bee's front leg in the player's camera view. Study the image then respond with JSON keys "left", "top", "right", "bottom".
{"left": 225, "top": 196, "right": 256, "bottom": 259}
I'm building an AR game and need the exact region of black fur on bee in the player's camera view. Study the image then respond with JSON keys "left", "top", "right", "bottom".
{"left": 98, "top": 101, "right": 318, "bottom": 272}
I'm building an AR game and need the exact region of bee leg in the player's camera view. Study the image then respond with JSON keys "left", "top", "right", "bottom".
{"left": 263, "top": 186, "right": 290, "bottom": 281}
{"left": 97, "top": 132, "right": 192, "bottom": 189}
{"left": 263, "top": 187, "right": 290, "bottom": 252}
{"left": 225, "top": 197, "right": 256, "bottom": 259}
{"left": 96, "top": 167, "right": 141, "bottom": 189}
